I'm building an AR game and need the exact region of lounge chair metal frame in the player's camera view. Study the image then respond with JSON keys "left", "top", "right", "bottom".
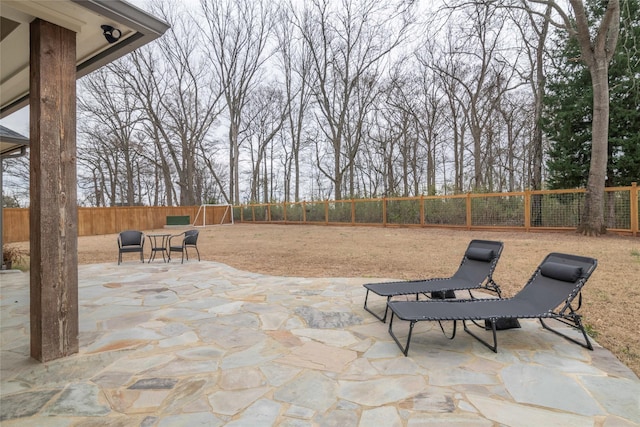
{"left": 363, "top": 240, "right": 504, "bottom": 322}
{"left": 387, "top": 253, "right": 597, "bottom": 356}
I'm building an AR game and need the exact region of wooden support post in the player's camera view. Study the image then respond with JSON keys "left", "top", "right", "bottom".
{"left": 29, "top": 19, "right": 79, "bottom": 362}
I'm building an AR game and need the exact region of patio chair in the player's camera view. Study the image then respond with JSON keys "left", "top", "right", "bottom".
{"left": 117, "top": 230, "right": 145, "bottom": 265}
{"left": 168, "top": 229, "right": 200, "bottom": 264}
{"left": 387, "top": 252, "right": 597, "bottom": 356}
{"left": 363, "top": 240, "right": 503, "bottom": 322}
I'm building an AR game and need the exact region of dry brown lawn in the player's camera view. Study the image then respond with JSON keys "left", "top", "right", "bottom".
{"left": 11, "top": 223, "right": 640, "bottom": 376}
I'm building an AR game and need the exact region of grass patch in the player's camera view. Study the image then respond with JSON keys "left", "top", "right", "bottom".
{"left": 583, "top": 323, "right": 599, "bottom": 339}
{"left": 621, "top": 346, "right": 640, "bottom": 362}
{"left": 13, "top": 256, "right": 30, "bottom": 271}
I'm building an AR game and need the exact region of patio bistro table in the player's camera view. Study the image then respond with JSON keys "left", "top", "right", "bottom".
{"left": 147, "top": 233, "right": 171, "bottom": 263}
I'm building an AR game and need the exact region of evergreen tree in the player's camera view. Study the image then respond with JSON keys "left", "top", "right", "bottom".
{"left": 543, "top": 0, "right": 640, "bottom": 189}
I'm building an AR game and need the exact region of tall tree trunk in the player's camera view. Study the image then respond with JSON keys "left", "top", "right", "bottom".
{"left": 530, "top": 5, "right": 552, "bottom": 226}
{"left": 569, "top": 0, "right": 619, "bottom": 235}
{"left": 578, "top": 61, "right": 609, "bottom": 235}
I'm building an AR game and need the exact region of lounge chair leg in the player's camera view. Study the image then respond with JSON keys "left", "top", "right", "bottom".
{"left": 388, "top": 312, "right": 415, "bottom": 356}
{"left": 539, "top": 316, "right": 593, "bottom": 350}
{"left": 463, "top": 319, "right": 498, "bottom": 352}
{"left": 436, "top": 320, "right": 457, "bottom": 340}
{"left": 363, "top": 290, "right": 390, "bottom": 322}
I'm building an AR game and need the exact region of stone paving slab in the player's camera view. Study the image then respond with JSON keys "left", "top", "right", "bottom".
{"left": 1, "top": 261, "right": 639, "bottom": 426}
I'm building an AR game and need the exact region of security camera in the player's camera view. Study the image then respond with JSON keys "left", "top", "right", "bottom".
{"left": 101, "top": 25, "right": 122, "bottom": 44}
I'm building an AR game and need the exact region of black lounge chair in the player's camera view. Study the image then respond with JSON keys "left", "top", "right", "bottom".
{"left": 117, "top": 230, "right": 145, "bottom": 265}
{"left": 363, "top": 240, "right": 503, "bottom": 322}
{"left": 387, "top": 252, "right": 597, "bottom": 355}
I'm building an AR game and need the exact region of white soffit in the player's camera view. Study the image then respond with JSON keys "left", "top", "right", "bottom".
{"left": 0, "top": 0, "right": 169, "bottom": 117}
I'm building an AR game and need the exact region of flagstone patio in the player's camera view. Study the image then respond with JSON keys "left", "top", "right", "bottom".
{"left": 1, "top": 261, "right": 639, "bottom": 426}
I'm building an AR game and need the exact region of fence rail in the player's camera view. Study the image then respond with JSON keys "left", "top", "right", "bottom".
{"left": 233, "top": 183, "right": 639, "bottom": 237}
{"left": 3, "top": 185, "right": 637, "bottom": 243}
{"left": 2, "top": 205, "right": 232, "bottom": 244}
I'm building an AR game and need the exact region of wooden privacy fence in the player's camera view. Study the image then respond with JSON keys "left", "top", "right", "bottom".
{"left": 3, "top": 205, "right": 232, "bottom": 244}
{"left": 234, "top": 183, "right": 639, "bottom": 237}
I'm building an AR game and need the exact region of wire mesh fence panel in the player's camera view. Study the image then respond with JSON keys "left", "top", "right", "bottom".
{"left": 604, "top": 189, "right": 631, "bottom": 229}
{"left": 471, "top": 195, "right": 525, "bottom": 227}
{"left": 354, "top": 199, "right": 383, "bottom": 224}
{"left": 531, "top": 192, "right": 584, "bottom": 228}
{"left": 270, "top": 205, "right": 284, "bottom": 221}
{"left": 424, "top": 197, "right": 466, "bottom": 226}
{"left": 305, "top": 202, "right": 326, "bottom": 222}
{"left": 386, "top": 199, "right": 420, "bottom": 225}
{"left": 252, "top": 205, "right": 269, "bottom": 222}
{"left": 230, "top": 184, "right": 638, "bottom": 234}
{"left": 240, "top": 206, "right": 254, "bottom": 222}
{"left": 233, "top": 206, "right": 243, "bottom": 222}
{"left": 327, "top": 201, "right": 352, "bottom": 223}
{"left": 285, "top": 203, "right": 304, "bottom": 222}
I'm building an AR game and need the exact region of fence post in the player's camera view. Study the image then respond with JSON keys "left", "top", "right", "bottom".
{"left": 524, "top": 189, "right": 531, "bottom": 232}
{"left": 631, "top": 182, "right": 638, "bottom": 237}
{"left": 383, "top": 198, "right": 387, "bottom": 227}
{"left": 351, "top": 199, "right": 356, "bottom": 225}
{"left": 466, "top": 193, "right": 472, "bottom": 230}
{"left": 325, "top": 200, "right": 329, "bottom": 224}
{"left": 303, "top": 201, "right": 307, "bottom": 223}
{"left": 420, "top": 195, "right": 425, "bottom": 226}
{"left": 283, "top": 201, "right": 287, "bottom": 222}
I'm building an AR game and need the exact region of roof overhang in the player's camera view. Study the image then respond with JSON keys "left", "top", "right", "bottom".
{"left": 0, "top": 124, "right": 29, "bottom": 158}
{"left": 0, "top": 0, "right": 170, "bottom": 118}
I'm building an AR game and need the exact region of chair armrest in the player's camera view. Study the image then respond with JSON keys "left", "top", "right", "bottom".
{"left": 168, "top": 232, "right": 185, "bottom": 246}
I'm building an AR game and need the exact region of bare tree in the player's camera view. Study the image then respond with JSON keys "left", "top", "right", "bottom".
{"left": 78, "top": 66, "right": 146, "bottom": 206}
{"left": 294, "top": 0, "right": 413, "bottom": 200}
{"left": 199, "top": 0, "right": 275, "bottom": 204}
{"left": 276, "top": 4, "right": 314, "bottom": 202}
{"left": 421, "top": 34, "right": 470, "bottom": 193}
{"left": 135, "top": 1, "right": 223, "bottom": 206}
{"left": 241, "top": 85, "right": 287, "bottom": 202}
{"left": 506, "top": 2, "right": 553, "bottom": 224}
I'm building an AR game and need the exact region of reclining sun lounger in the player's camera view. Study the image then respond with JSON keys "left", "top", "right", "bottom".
{"left": 363, "top": 240, "right": 503, "bottom": 322}
{"left": 387, "top": 252, "right": 597, "bottom": 355}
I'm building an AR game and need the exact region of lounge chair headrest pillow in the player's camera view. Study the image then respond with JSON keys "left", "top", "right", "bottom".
{"left": 465, "top": 247, "right": 494, "bottom": 262}
{"left": 540, "top": 262, "right": 582, "bottom": 282}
